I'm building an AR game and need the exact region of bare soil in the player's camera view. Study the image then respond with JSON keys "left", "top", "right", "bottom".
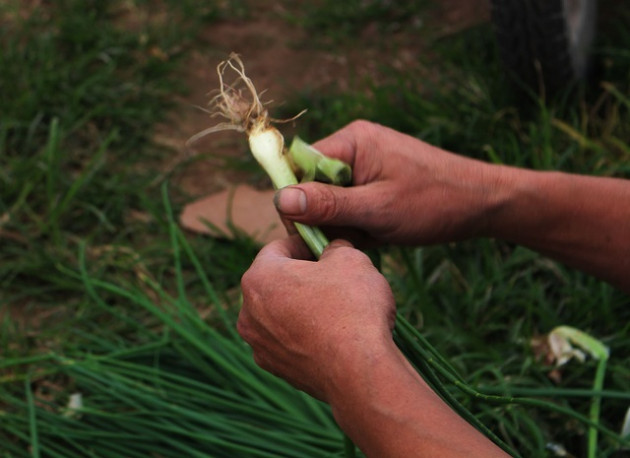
{"left": 156, "top": 0, "right": 490, "bottom": 198}
{"left": 0, "top": 0, "right": 490, "bottom": 331}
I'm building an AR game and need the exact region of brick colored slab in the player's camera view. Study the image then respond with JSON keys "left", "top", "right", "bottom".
{"left": 179, "top": 185, "right": 286, "bottom": 244}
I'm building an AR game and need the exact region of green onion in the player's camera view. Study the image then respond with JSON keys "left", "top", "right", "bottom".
{"left": 188, "top": 53, "right": 344, "bottom": 258}
{"left": 548, "top": 326, "right": 610, "bottom": 458}
{"left": 289, "top": 136, "right": 351, "bottom": 186}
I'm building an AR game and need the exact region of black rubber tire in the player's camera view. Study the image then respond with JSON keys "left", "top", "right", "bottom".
{"left": 490, "top": 0, "right": 597, "bottom": 97}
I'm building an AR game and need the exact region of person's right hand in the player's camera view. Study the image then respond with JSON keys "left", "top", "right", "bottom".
{"left": 275, "top": 120, "right": 502, "bottom": 247}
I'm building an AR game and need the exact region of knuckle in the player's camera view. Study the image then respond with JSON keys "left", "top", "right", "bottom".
{"left": 252, "top": 352, "right": 271, "bottom": 372}
{"left": 347, "top": 119, "right": 374, "bottom": 132}
{"left": 240, "top": 268, "right": 261, "bottom": 299}
{"left": 236, "top": 312, "right": 252, "bottom": 341}
{"left": 347, "top": 119, "right": 381, "bottom": 145}
{"left": 311, "top": 185, "right": 340, "bottom": 222}
{"left": 240, "top": 265, "right": 256, "bottom": 286}
{"left": 335, "top": 246, "right": 365, "bottom": 262}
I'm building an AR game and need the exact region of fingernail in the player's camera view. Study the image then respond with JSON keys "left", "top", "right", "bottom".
{"left": 274, "top": 187, "right": 306, "bottom": 215}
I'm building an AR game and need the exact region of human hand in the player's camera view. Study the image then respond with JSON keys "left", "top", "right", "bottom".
{"left": 275, "top": 120, "right": 502, "bottom": 246}
{"left": 237, "top": 235, "right": 396, "bottom": 402}
{"left": 238, "top": 235, "right": 508, "bottom": 457}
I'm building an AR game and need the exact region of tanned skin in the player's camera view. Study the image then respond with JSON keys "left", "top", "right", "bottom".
{"left": 237, "top": 120, "right": 630, "bottom": 457}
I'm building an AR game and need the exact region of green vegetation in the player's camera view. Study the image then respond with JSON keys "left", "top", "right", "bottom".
{"left": 2, "top": 0, "right": 630, "bottom": 456}
{"left": 0, "top": 0, "right": 256, "bottom": 315}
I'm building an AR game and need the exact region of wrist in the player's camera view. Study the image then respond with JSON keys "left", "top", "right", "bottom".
{"left": 476, "top": 163, "right": 534, "bottom": 240}
{"left": 438, "top": 157, "right": 514, "bottom": 241}
{"left": 323, "top": 332, "right": 398, "bottom": 407}
{"left": 481, "top": 164, "right": 555, "bottom": 241}
{"left": 324, "top": 335, "right": 438, "bottom": 433}
{"left": 325, "top": 336, "right": 506, "bottom": 457}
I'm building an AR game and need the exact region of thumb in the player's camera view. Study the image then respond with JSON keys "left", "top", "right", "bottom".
{"left": 274, "top": 182, "right": 374, "bottom": 228}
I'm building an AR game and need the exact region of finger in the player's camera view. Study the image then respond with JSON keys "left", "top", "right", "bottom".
{"left": 318, "top": 226, "right": 374, "bottom": 249}
{"left": 310, "top": 124, "right": 358, "bottom": 166}
{"left": 254, "top": 234, "right": 314, "bottom": 263}
{"left": 274, "top": 181, "right": 389, "bottom": 231}
{"left": 279, "top": 215, "right": 298, "bottom": 236}
{"left": 311, "top": 120, "right": 382, "bottom": 167}
{"left": 326, "top": 238, "right": 354, "bottom": 250}
{"left": 318, "top": 238, "right": 354, "bottom": 261}
{"left": 319, "top": 238, "right": 374, "bottom": 268}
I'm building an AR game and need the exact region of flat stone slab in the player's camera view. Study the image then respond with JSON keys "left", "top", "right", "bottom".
{"left": 179, "top": 184, "right": 285, "bottom": 244}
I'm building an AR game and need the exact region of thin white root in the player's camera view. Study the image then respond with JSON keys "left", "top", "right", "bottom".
{"left": 187, "top": 53, "right": 304, "bottom": 146}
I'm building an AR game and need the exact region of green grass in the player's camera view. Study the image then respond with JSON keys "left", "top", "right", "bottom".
{"left": 0, "top": 0, "right": 257, "bottom": 309}
{"left": 2, "top": 0, "right": 630, "bottom": 456}
{"left": 287, "top": 2, "right": 630, "bottom": 455}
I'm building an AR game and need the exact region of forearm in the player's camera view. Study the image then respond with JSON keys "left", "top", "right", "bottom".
{"left": 328, "top": 339, "right": 507, "bottom": 458}
{"left": 485, "top": 166, "right": 630, "bottom": 292}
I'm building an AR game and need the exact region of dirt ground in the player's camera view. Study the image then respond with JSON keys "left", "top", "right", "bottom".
{"left": 157, "top": 0, "right": 490, "bottom": 199}
{"left": 0, "top": 0, "right": 490, "bottom": 327}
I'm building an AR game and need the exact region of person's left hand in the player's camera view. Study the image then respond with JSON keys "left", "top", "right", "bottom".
{"left": 237, "top": 235, "right": 396, "bottom": 402}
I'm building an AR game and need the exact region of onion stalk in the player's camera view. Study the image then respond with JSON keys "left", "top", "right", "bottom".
{"left": 188, "top": 53, "right": 350, "bottom": 258}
